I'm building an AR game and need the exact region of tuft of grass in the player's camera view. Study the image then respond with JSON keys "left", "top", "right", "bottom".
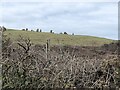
{"left": 4, "top": 29, "right": 114, "bottom": 46}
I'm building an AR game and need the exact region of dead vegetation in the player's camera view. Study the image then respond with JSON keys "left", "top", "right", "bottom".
{"left": 1, "top": 35, "right": 120, "bottom": 89}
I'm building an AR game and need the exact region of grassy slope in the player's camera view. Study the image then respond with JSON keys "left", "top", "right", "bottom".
{"left": 4, "top": 29, "right": 114, "bottom": 46}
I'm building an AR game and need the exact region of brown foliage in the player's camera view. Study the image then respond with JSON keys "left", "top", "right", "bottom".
{"left": 2, "top": 36, "right": 120, "bottom": 89}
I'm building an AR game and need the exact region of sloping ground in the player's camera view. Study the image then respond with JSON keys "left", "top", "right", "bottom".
{"left": 4, "top": 29, "right": 114, "bottom": 46}
{"left": 35, "top": 41, "right": 119, "bottom": 59}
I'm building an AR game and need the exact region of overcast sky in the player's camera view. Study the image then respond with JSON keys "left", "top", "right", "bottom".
{"left": 0, "top": 0, "right": 118, "bottom": 40}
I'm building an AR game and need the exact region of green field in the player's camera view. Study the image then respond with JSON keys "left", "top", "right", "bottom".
{"left": 4, "top": 29, "right": 114, "bottom": 46}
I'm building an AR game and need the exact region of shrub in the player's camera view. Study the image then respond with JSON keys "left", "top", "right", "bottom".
{"left": 26, "top": 28, "right": 28, "bottom": 31}
{"left": 36, "top": 29, "right": 39, "bottom": 32}
{"left": 2, "top": 35, "right": 120, "bottom": 89}
{"left": 22, "top": 29, "right": 25, "bottom": 31}
{"left": 40, "top": 29, "right": 42, "bottom": 32}
{"left": 2, "top": 26, "right": 6, "bottom": 32}
{"left": 64, "top": 32, "right": 68, "bottom": 34}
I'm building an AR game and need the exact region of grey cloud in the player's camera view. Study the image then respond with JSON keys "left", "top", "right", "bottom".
{"left": 0, "top": 2, "right": 118, "bottom": 40}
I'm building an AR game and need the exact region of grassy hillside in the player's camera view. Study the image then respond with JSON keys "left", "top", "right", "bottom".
{"left": 4, "top": 29, "right": 114, "bottom": 46}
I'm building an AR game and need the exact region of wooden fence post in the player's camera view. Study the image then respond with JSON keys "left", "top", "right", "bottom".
{"left": 46, "top": 39, "right": 50, "bottom": 60}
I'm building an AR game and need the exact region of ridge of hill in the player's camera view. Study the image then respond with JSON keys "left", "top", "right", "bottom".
{"left": 4, "top": 29, "right": 114, "bottom": 46}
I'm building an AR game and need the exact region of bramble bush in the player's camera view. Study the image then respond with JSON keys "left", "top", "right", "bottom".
{"left": 1, "top": 35, "right": 120, "bottom": 89}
